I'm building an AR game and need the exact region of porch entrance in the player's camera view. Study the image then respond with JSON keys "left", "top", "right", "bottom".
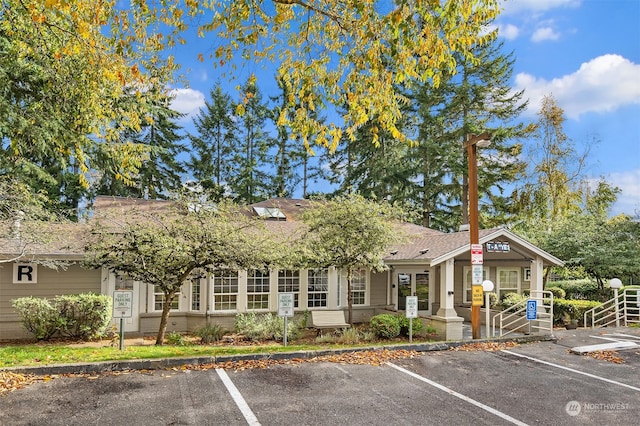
{"left": 394, "top": 271, "right": 430, "bottom": 314}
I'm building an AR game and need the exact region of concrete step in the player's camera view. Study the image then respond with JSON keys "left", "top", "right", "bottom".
{"left": 570, "top": 341, "right": 637, "bottom": 354}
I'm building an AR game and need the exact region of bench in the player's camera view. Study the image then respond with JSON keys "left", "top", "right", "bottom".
{"left": 311, "top": 310, "right": 351, "bottom": 333}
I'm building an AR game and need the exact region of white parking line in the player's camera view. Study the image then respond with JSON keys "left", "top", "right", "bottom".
{"left": 386, "top": 362, "right": 529, "bottom": 426}
{"left": 501, "top": 350, "right": 640, "bottom": 392}
{"left": 216, "top": 368, "right": 262, "bottom": 426}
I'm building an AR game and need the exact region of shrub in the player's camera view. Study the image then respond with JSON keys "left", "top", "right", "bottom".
{"left": 234, "top": 312, "right": 304, "bottom": 341}
{"left": 194, "top": 323, "right": 226, "bottom": 344}
{"left": 551, "top": 279, "right": 605, "bottom": 301}
{"left": 498, "top": 293, "right": 528, "bottom": 310}
{"left": 55, "top": 293, "right": 112, "bottom": 340}
{"left": 11, "top": 293, "right": 112, "bottom": 341}
{"left": 545, "top": 286, "right": 566, "bottom": 300}
{"left": 398, "top": 316, "right": 424, "bottom": 336}
{"left": 336, "top": 327, "right": 361, "bottom": 344}
{"left": 553, "top": 299, "right": 601, "bottom": 325}
{"left": 166, "top": 331, "right": 187, "bottom": 346}
{"left": 11, "top": 297, "right": 61, "bottom": 340}
{"left": 370, "top": 314, "right": 401, "bottom": 339}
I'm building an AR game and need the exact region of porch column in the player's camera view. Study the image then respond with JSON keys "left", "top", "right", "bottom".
{"left": 530, "top": 256, "right": 544, "bottom": 295}
{"left": 437, "top": 258, "right": 457, "bottom": 317}
{"left": 432, "top": 258, "right": 463, "bottom": 340}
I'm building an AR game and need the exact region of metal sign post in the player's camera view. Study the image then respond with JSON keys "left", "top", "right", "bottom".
{"left": 526, "top": 299, "right": 537, "bottom": 335}
{"left": 278, "top": 293, "right": 294, "bottom": 346}
{"left": 406, "top": 296, "right": 418, "bottom": 343}
{"left": 113, "top": 290, "right": 133, "bottom": 351}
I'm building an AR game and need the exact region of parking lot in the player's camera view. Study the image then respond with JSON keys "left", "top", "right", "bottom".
{"left": 1, "top": 327, "right": 638, "bottom": 425}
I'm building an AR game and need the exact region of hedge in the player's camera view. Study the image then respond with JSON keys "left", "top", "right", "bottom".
{"left": 553, "top": 299, "right": 601, "bottom": 325}
{"left": 11, "top": 293, "right": 112, "bottom": 341}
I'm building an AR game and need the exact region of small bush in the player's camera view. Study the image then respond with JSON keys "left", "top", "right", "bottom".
{"left": 336, "top": 327, "right": 361, "bottom": 344}
{"left": 398, "top": 316, "right": 424, "bottom": 336}
{"left": 11, "top": 297, "right": 61, "bottom": 340}
{"left": 11, "top": 293, "right": 112, "bottom": 341}
{"left": 370, "top": 314, "right": 401, "bottom": 339}
{"left": 554, "top": 299, "right": 601, "bottom": 325}
{"left": 166, "top": 331, "right": 187, "bottom": 346}
{"left": 545, "top": 286, "right": 566, "bottom": 300}
{"left": 552, "top": 279, "right": 605, "bottom": 301}
{"left": 194, "top": 324, "right": 226, "bottom": 344}
{"left": 234, "top": 312, "right": 304, "bottom": 341}
{"left": 498, "top": 293, "right": 528, "bottom": 310}
{"left": 55, "top": 293, "right": 112, "bottom": 340}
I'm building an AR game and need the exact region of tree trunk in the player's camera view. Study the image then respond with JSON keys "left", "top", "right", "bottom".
{"left": 155, "top": 290, "right": 177, "bottom": 345}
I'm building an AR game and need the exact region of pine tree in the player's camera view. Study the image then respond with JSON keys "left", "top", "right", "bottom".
{"left": 94, "top": 88, "right": 186, "bottom": 199}
{"left": 229, "top": 78, "right": 272, "bottom": 204}
{"left": 186, "top": 83, "right": 238, "bottom": 201}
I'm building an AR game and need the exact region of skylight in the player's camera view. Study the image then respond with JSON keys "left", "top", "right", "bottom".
{"left": 253, "top": 207, "right": 286, "bottom": 219}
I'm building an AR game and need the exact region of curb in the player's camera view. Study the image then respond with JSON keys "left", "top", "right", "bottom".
{"left": 2, "top": 334, "right": 556, "bottom": 376}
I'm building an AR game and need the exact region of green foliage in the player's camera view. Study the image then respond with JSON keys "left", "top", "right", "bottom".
{"left": 165, "top": 332, "right": 187, "bottom": 346}
{"left": 498, "top": 293, "right": 528, "bottom": 310}
{"left": 369, "top": 314, "right": 401, "bottom": 339}
{"left": 11, "top": 297, "right": 62, "bottom": 340}
{"left": 545, "top": 286, "right": 566, "bottom": 300}
{"left": 11, "top": 294, "right": 111, "bottom": 341}
{"left": 234, "top": 312, "right": 304, "bottom": 341}
{"left": 194, "top": 324, "right": 227, "bottom": 344}
{"left": 55, "top": 294, "right": 112, "bottom": 340}
{"left": 551, "top": 279, "right": 607, "bottom": 301}
{"left": 398, "top": 316, "right": 424, "bottom": 336}
{"left": 554, "top": 299, "right": 601, "bottom": 324}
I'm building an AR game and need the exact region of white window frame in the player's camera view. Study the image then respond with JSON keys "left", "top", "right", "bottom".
{"left": 212, "top": 270, "right": 239, "bottom": 311}
{"left": 350, "top": 269, "right": 368, "bottom": 306}
{"left": 308, "top": 269, "right": 329, "bottom": 308}
{"left": 190, "top": 275, "right": 203, "bottom": 312}
{"left": 247, "top": 269, "right": 270, "bottom": 310}
{"left": 278, "top": 270, "right": 300, "bottom": 308}
{"left": 497, "top": 267, "right": 521, "bottom": 300}
{"left": 153, "top": 285, "right": 179, "bottom": 312}
{"left": 463, "top": 267, "right": 488, "bottom": 304}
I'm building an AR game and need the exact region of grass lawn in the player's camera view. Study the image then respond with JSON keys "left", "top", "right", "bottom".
{"left": 0, "top": 331, "right": 437, "bottom": 369}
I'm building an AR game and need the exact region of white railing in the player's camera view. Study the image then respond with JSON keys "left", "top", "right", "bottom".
{"left": 584, "top": 288, "right": 640, "bottom": 328}
{"left": 492, "top": 291, "right": 554, "bottom": 337}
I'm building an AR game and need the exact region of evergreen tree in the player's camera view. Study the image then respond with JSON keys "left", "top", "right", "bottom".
{"left": 411, "top": 37, "right": 530, "bottom": 231}
{"left": 229, "top": 78, "right": 272, "bottom": 204}
{"left": 94, "top": 88, "right": 185, "bottom": 199}
{"left": 186, "top": 83, "right": 238, "bottom": 201}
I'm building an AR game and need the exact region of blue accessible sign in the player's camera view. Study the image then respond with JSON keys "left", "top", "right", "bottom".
{"left": 526, "top": 300, "right": 537, "bottom": 320}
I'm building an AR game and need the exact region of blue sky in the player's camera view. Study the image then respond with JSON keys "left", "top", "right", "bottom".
{"left": 168, "top": 0, "right": 640, "bottom": 216}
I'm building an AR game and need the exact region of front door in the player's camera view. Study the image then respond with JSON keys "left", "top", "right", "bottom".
{"left": 397, "top": 273, "right": 412, "bottom": 310}
{"left": 416, "top": 272, "right": 429, "bottom": 311}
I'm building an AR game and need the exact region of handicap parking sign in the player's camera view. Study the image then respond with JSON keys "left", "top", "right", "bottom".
{"left": 526, "top": 300, "right": 537, "bottom": 320}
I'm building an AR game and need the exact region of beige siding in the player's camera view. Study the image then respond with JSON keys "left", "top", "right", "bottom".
{"left": 0, "top": 264, "right": 101, "bottom": 340}
{"left": 369, "top": 271, "right": 387, "bottom": 306}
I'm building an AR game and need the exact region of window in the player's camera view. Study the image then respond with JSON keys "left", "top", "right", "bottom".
{"left": 154, "top": 285, "right": 179, "bottom": 311}
{"left": 278, "top": 270, "right": 300, "bottom": 307}
{"left": 213, "top": 270, "right": 238, "bottom": 311}
{"left": 191, "top": 276, "right": 201, "bottom": 311}
{"left": 497, "top": 268, "right": 520, "bottom": 300}
{"left": 247, "top": 269, "right": 270, "bottom": 310}
{"left": 308, "top": 269, "right": 328, "bottom": 308}
{"left": 351, "top": 269, "right": 367, "bottom": 305}
{"left": 464, "top": 267, "right": 488, "bottom": 303}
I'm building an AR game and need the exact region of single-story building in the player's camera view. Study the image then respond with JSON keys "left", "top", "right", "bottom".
{"left": 0, "top": 196, "right": 563, "bottom": 341}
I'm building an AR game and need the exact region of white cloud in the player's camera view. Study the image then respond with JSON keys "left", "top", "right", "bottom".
{"left": 531, "top": 26, "right": 560, "bottom": 42}
{"left": 606, "top": 169, "right": 640, "bottom": 216}
{"left": 169, "top": 88, "right": 206, "bottom": 119}
{"left": 514, "top": 54, "right": 640, "bottom": 119}
{"left": 499, "top": 24, "right": 520, "bottom": 40}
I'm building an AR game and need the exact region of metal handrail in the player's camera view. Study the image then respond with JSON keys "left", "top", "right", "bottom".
{"left": 584, "top": 288, "right": 640, "bottom": 328}
{"left": 492, "top": 291, "right": 553, "bottom": 337}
